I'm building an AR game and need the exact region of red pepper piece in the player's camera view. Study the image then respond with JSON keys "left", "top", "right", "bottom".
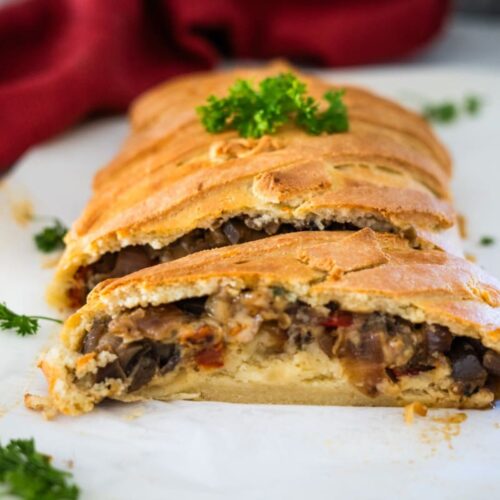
{"left": 195, "top": 343, "right": 225, "bottom": 368}
{"left": 321, "top": 311, "right": 353, "bottom": 328}
{"left": 182, "top": 325, "right": 214, "bottom": 345}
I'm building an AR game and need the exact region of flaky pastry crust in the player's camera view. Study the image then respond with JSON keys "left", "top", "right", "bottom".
{"left": 39, "top": 230, "right": 500, "bottom": 415}
{"left": 48, "top": 62, "right": 458, "bottom": 309}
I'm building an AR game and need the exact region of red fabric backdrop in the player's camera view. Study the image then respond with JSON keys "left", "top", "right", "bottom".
{"left": 0, "top": 0, "right": 450, "bottom": 170}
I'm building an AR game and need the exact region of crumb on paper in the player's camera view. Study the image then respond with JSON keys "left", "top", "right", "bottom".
{"left": 124, "top": 406, "right": 146, "bottom": 421}
{"left": 421, "top": 412, "right": 468, "bottom": 450}
{"left": 432, "top": 412, "right": 467, "bottom": 425}
{"left": 494, "top": 423, "right": 500, "bottom": 429}
{"left": 159, "top": 392, "right": 201, "bottom": 402}
{"left": 465, "top": 252, "right": 477, "bottom": 263}
{"left": 10, "top": 198, "right": 34, "bottom": 226}
{"left": 65, "top": 459, "right": 74, "bottom": 469}
{"left": 24, "top": 393, "right": 57, "bottom": 420}
{"left": 404, "top": 401, "right": 428, "bottom": 424}
{"left": 457, "top": 214, "right": 468, "bottom": 239}
{"left": 41, "top": 254, "right": 62, "bottom": 269}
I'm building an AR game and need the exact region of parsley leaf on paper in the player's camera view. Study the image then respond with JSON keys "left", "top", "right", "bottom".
{"left": 423, "top": 94, "right": 483, "bottom": 124}
{"left": 0, "top": 438, "right": 79, "bottom": 499}
{"left": 0, "top": 303, "right": 62, "bottom": 336}
{"left": 197, "top": 73, "right": 348, "bottom": 138}
{"left": 479, "top": 236, "right": 495, "bottom": 247}
{"left": 423, "top": 102, "right": 458, "bottom": 124}
{"left": 464, "top": 95, "right": 482, "bottom": 115}
{"left": 34, "top": 219, "right": 67, "bottom": 253}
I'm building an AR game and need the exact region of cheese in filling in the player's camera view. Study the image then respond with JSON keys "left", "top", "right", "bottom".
{"left": 77, "top": 287, "right": 500, "bottom": 399}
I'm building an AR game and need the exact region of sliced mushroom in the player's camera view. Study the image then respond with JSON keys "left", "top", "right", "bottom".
{"left": 317, "top": 331, "right": 335, "bottom": 358}
{"left": 96, "top": 359, "right": 126, "bottom": 383}
{"left": 154, "top": 343, "right": 181, "bottom": 374}
{"left": 116, "top": 342, "right": 147, "bottom": 371}
{"left": 81, "top": 317, "right": 110, "bottom": 353}
{"left": 128, "top": 352, "right": 157, "bottom": 392}
{"left": 110, "top": 246, "right": 156, "bottom": 278}
{"left": 425, "top": 324, "right": 453, "bottom": 354}
{"left": 175, "top": 297, "right": 208, "bottom": 317}
{"left": 222, "top": 221, "right": 242, "bottom": 244}
{"left": 483, "top": 349, "right": 500, "bottom": 376}
{"left": 450, "top": 340, "right": 488, "bottom": 396}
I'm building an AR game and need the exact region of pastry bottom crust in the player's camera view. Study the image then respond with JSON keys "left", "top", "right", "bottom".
{"left": 121, "top": 370, "right": 493, "bottom": 410}
{"left": 37, "top": 344, "right": 494, "bottom": 416}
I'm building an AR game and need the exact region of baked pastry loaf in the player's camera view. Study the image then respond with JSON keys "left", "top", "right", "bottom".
{"left": 38, "top": 230, "right": 500, "bottom": 415}
{"left": 48, "top": 62, "right": 459, "bottom": 310}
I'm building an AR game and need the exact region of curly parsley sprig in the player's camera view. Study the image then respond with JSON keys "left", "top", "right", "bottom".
{"left": 197, "top": 73, "right": 348, "bottom": 138}
{"left": 0, "top": 438, "right": 79, "bottom": 499}
{"left": 0, "top": 303, "right": 62, "bottom": 336}
{"left": 34, "top": 219, "right": 67, "bottom": 253}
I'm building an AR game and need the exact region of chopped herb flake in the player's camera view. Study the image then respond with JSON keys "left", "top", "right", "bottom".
{"left": 479, "top": 236, "right": 495, "bottom": 246}
{"left": 464, "top": 95, "right": 482, "bottom": 115}
{"left": 34, "top": 219, "right": 67, "bottom": 253}
{"left": 422, "top": 94, "right": 483, "bottom": 124}
{"left": 423, "top": 102, "right": 458, "bottom": 124}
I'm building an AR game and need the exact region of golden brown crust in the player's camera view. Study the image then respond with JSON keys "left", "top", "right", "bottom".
{"left": 50, "top": 62, "right": 457, "bottom": 309}
{"left": 87, "top": 230, "right": 500, "bottom": 345}
{"left": 38, "top": 229, "right": 500, "bottom": 415}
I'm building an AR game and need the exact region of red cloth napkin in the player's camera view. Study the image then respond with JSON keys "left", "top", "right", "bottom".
{"left": 0, "top": 0, "right": 449, "bottom": 170}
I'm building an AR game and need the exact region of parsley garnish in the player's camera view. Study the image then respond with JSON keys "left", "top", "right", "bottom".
{"left": 34, "top": 219, "right": 67, "bottom": 253}
{"left": 423, "top": 102, "right": 458, "bottom": 124}
{"left": 479, "top": 236, "right": 495, "bottom": 246}
{"left": 464, "top": 95, "right": 482, "bottom": 115}
{"left": 423, "top": 95, "right": 483, "bottom": 124}
{"left": 197, "top": 73, "right": 348, "bottom": 138}
{"left": 0, "top": 303, "right": 62, "bottom": 336}
{"left": 0, "top": 438, "right": 79, "bottom": 499}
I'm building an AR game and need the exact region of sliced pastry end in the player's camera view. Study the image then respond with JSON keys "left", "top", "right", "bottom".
{"left": 35, "top": 230, "right": 500, "bottom": 415}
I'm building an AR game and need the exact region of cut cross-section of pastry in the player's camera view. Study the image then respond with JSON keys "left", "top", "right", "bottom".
{"left": 48, "top": 62, "right": 458, "bottom": 310}
{"left": 36, "top": 230, "right": 500, "bottom": 416}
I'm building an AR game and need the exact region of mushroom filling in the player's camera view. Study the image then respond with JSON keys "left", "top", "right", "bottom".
{"left": 68, "top": 214, "right": 398, "bottom": 307}
{"left": 79, "top": 288, "right": 500, "bottom": 397}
